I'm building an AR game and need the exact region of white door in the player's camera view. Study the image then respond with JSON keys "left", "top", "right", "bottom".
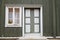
{"left": 24, "top": 8, "right": 41, "bottom": 36}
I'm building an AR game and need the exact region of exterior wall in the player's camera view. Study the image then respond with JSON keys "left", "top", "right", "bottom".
{"left": 4, "top": 27, "right": 22, "bottom": 37}
{"left": 43, "top": 0, "right": 53, "bottom": 36}
{"left": 0, "top": 0, "right": 54, "bottom": 37}
{"left": 0, "top": 0, "right": 2, "bottom": 37}
{"left": 56, "top": 0, "right": 60, "bottom": 36}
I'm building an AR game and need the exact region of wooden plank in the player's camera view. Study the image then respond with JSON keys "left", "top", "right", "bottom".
{"left": 53, "top": 0, "right": 56, "bottom": 38}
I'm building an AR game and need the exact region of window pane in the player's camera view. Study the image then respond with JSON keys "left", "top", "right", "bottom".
{"left": 8, "top": 13, "right": 13, "bottom": 18}
{"left": 34, "top": 18, "right": 39, "bottom": 23}
{"left": 15, "top": 8, "right": 19, "bottom": 18}
{"left": 8, "top": 8, "right": 13, "bottom": 24}
{"left": 15, "top": 8, "right": 20, "bottom": 25}
{"left": 15, "top": 19, "right": 19, "bottom": 24}
{"left": 9, "top": 8, "right": 13, "bottom": 12}
{"left": 26, "top": 18, "right": 30, "bottom": 23}
{"left": 26, "top": 25, "right": 30, "bottom": 32}
{"left": 34, "top": 25, "right": 39, "bottom": 32}
{"left": 15, "top": 8, "right": 19, "bottom": 13}
{"left": 8, "top": 8, "right": 13, "bottom": 18}
{"left": 34, "top": 9, "right": 39, "bottom": 17}
{"left": 25, "top": 9, "right": 30, "bottom": 17}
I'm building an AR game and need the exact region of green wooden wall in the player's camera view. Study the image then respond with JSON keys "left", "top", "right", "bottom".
{"left": 0, "top": 0, "right": 60, "bottom": 37}
{"left": 56, "top": 0, "right": 60, "bottom": 36}
{"left": 0, "top": 0, "right": 3, "bottom": 37}
{"left": 4, "top": 27, "right": 22, "bottom": 37}
{"left": 43, "top": 0, "right": 53, "bottom": 36}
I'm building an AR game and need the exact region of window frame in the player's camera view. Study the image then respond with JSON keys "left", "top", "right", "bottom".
{"left": 5, "top": 6, "right": 22, "bottom": 27}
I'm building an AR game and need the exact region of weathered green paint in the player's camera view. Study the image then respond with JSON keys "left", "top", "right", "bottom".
{"left": 5, "top": 0, "right": 43, "bottom": 4}
{"left": 1, "top": 0, "right": 5, "bottom": 37}
{"left": 0, "top": 0, "right": 2, "bottom": 37}
{"left": 0, "top": 0, "right": 56, "bottom": 37}
{"left": 4, "top": 27, "right": 22, "bottom": 37}
{"left": 56, "top": 7, "right": 60, "bottom": 36}
{"left": 43, "top": 0, "right": 53, "bottom": 36}
{"left": 53, "top": 0, "right": 56, "bottom": 38}
{"left": 31, "top": 0, "right": 43, "bottom": 4}
{"left": 56, "top": 0, "right": 60, "bottom": 36}
{"left": 48, "top": 0, "right": 53, "bottom": 36}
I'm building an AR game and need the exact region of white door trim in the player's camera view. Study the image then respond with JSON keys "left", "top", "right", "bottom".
{"left": 23, "top": 7, "right": 25, "bottom": 37}
{"left": 22, "top": 6, "right": 43, "bottom": 37}
{"left": 40, "top": 6, "right": 43, "bottom": 36}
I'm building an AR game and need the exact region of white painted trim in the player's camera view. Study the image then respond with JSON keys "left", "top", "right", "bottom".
{"left": 5, "top": 6, "right": 22, "bottom": 27}
{"left": 40, "top": 6, "right": 43, "bottom": 36}
{"left": 5, "top": 6, "right": 8, "bottom": 27}
{"left": 22, "top": 6, "right": 43, "bottom": 37}
{"left": 13, "top": 7, "right": 15, "bottom": 25}
{"left": 23, "top": 7, "right": 24, "bottom": 37}
{"left": 20, "top": 7, "right": 22, "bottom": 27}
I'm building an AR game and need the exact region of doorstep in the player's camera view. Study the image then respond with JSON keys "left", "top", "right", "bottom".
{"left": 0, "top": 36, "right": 54, "bottom": 40}
{"left": 0, "top": 37, "right": 47, "bottom": 40}
{"left": 19, "top": 36, "right": 47, "bottom": 39}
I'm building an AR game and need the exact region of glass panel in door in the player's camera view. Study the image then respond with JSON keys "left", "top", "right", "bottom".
{"left": 24, "top": 8, "right": 40, "bottom": 33}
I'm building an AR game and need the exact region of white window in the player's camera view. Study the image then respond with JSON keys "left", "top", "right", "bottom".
{"left": 5, "top": 7, "right": 22, "bottom": 27}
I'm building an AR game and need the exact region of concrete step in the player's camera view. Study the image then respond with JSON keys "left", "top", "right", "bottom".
{"left": 0, "top": 37, "right": 48, "bottom": 40}
{"left": 18, "top": 39, "right": 47, "bottom": 40}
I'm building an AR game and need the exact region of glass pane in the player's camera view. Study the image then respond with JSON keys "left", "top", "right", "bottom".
{"left": 15, "top": 8, "right": 20, "bottom": 25}
{"left": 8, "top": 13, "right": 13, "bottom": 18}
{"left": 15, "top": 19, "right": 19, "bottom": 24}
{"left": 25, "top": 9, "right": 30, "bottom": 17}
{"left": 8, "top": 8, "right": 13, "bottom": 18}
{"left": 15, "top": 8, "right": 19, "bottom": 13}
{"left": 26, "top": 25, "right": 30, "bottom": 32}
{"left": 34, "top": 9, "right": 39, "bottom": 17}
{"left": 15, "top": 8, "right": 19, "bottom": 18}
{"left": 8, "top": 8, "right": 13, "bottom": 24}
{"left": 34, "top": 25, "right": 39, "bottom": 32}
{"left": 34, "top": 18, "right": 39, "bottom": 23}
{"left": 26, "top": 18, "right": 30, "bottom": 23}
{"left": 9, "top": 8, "right": 13, "bottom": 12}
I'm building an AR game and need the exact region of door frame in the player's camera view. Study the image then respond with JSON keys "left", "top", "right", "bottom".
{"left": 22, "top": 5, "right": 43, "bottom": 37}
